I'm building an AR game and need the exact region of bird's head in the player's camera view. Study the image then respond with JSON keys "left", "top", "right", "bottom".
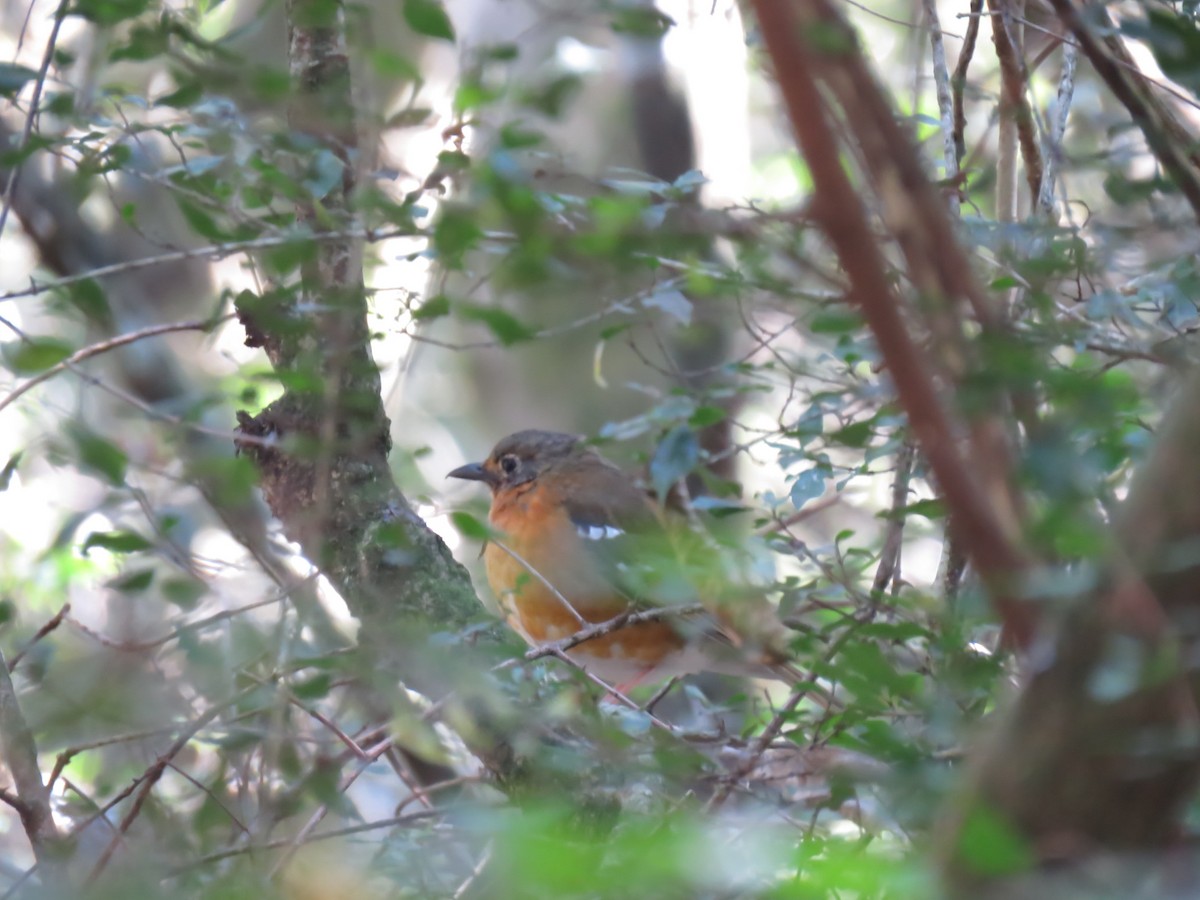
{"left": 447, "top": 430, "right": 585, "bottom": 493}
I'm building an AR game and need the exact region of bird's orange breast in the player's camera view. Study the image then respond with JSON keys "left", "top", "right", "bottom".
{"left": 484, "top": 482, "right": 681, "bottom": 667}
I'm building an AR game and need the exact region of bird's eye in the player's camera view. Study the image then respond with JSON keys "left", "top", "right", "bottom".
{"left": 499, "top": 454, "right": 519, "bottom": 475}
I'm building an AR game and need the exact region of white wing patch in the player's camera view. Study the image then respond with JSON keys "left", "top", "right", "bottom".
{"left": 576, "top": 524, "right": 623, "bottom": 541}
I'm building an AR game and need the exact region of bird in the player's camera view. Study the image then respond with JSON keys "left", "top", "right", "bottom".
{"left": 448, "top": 429, "right": 793, "bottom": 689}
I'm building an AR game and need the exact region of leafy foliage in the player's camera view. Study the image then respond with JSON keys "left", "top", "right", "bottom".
{"left": 2, "top": 0, "right": 1200, "bottom": 896}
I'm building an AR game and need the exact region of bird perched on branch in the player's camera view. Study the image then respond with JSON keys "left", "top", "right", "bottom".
{"left": 448, "top": 429, "right": 794, "bottom": 688}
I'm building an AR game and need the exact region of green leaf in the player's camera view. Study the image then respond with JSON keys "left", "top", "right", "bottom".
{"left": 403, "top": 0, "right": 455, "bottom": 41}
{"left": 0, "top": 63, "right": 39, "bottom": 98}
{"left": 1, "top": 337, "right": 74, "bottom": 374}
{"left": 292, "top": 673, "right": 333, "bottom": 700}
{"left": 957, "top": 806, "right": 1033, "bottom": 876}
{"left": 790, "top": 466, "right": 827, "bottom": 508}
{"left": 71, "top": 0, "right": 153, "bottom": 26}
{"left": 650, "top": 425, "right": 699, "bottom": 498}
{"left": 0, "top": 452, "right": 22, "bottom": 491}
{"left": 70, "top": 426, "right": 128, "bottom": 485}
{"left": 413, "top": 294, "right": 451, "bottom": 321}
{"left": 155, "top": 80, "right": 203, "bottom": 108}
{"left": 459, "top": 304, "right": 538, "bottom": 345}
{"left": 610, "top": 6, "right": 674, "bottom": 36}
{"left": 82, "top": 530, "right": 154, "bottom": 554}
{"left": 162, "top": 577, "right": 206, "bottom": 610}
{"left": 64, "top": 278, "right": 111, "bottom": 324}
{"left": 433, "top": 206, "right": 483, "bottom": 265}
{"left": 176, "top": 198, "right": 227, "bottom": 241}
{"left": 894, "top": 498, "right": 945, "bottom": 520}
{"left": 109, "top": 568, "right": 155, "bottom": 593}
{"left": 810, "top": 308, "right": 861, "bottom": 334}
{"left": 450, "top": 510, "right": 492, "bottom": 541}
{"left": 688, "top": 405, "right": 726, "bottom": 428}
{"left": 830, "top": 421, "right": 872, "bottom": 448}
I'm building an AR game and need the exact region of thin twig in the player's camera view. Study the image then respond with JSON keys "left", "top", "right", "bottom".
{"left": 988, "top": 0, "right": 1043, "bottom": 204}
{"left": 952, "top": 0, "right": 985, "bottom": 165}
{"left": 0, "top": 0, "right": 68, "bottom": 242}
{"left": 488, "top": 539, "right": 588, "bottom": 627}
{"left": 0, "top": 318, "right": 227, "bottom": 416}
{"left": 451, "top": 841, "right": 493, "bottom": 899}
{"left": 872, "top": 440, "right": 916, "bottom": 595}
{"left": 84, "top": 685, "right": 259, "bottom": 885}
{"left": 6, "top": 604, "right": 69, "bottom": 672}
{"left": 168, "top": 810, "right": 441, "bottom": 873}
{"left": 1037, "top": 40, "right": 1078, "bottom": 215}
{"left": 0, "top": 227, "right": 414, "bottom": 306}
{"left": 923, "top": 0, "right": 960, "bottom": 214}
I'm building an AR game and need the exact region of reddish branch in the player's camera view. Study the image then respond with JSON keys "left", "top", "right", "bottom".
{"left": 749, "top": 0, "right": 1035, "bottom": 648}
{"left": 952, "top": 0, "right": 984, "bottom": 165}
{"left": 988, "top": 0, "right": 1044, "bottom": 202}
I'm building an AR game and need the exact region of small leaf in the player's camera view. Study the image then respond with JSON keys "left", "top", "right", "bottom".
{"left": 302, "top": 148, "right": 345, "bottom": 200}
{"left": 790, "top": 467, "right": 827, "bottom": 508}
{"left": 450, "top": 511, "right": 493, "bottom": 541}
{"left": 650, "top": 425, "right": 699, "bottom": 498}
{"left": 895, "top": 498, "right": 945, "bottom": 520}
{"left": 810, "top": 308, "right": 860, "bottom": 334}
{"left": 413, "top": 294, "right": 451, "bottom": 321}
{"left": 957, "top": 806, "right": 1033, "bottom": 876}
{"left": 162, "top": 577, "right": 206, "bottom": 610}
{"left": 82, "top": 530, "right": 154, "bottom": 554}
{"left": 2, "top": 337, "right": 74, "bottom": 374}
{"left": 0, "top": 63, "right": 39, "bottom": 98}
{"left": 70, "top": 425, "right": 128, "bottom": 485}
{"left": 292, "top": 673, "right": 333, "bottom": 700}
{"left": 176, "top": 198, "right": 227, "bottom": 241}
{"left": 610, "top": 6, "right": 674, "bottom": 36}
{"left": 0, "top": 452, "right": 22, "bottom": 491}
{"left": 459, "top": 304, "right": 538, "bottom": 345}
{"left": 830, "top": 421, "right": 872, "bottom": 448}
{"left": 64, "top": 278, "right": 111, "bottom": 324}
{"left": 688, "top": 405, "right": 726, "bottom": 428}
{"left": 109, "top": 568, "right": 155, "bottom": 593}
{"left": 403, "top": 0, "right": 455, "bottom": 41}
{"left": 643, "top": 287, "right": 693, "bottom": 326}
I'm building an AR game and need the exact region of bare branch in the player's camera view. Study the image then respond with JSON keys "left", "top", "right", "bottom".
{"left": 1037, "top": 41, "right": 1079, "bottom": 215}
{"left": 923, "top": 0, "right": 961, "bottom": 215}
{"left": 0, "top": 227, "right": 414, "bottom": 306}
{"left": 0, "top": 319, "right": 226, "bottom": 416}
{"left": 872, "top": 440, "right": 916, "bottom": 595}
{"left": 6, "top": 604, "right": 68, "bottom": 673}
{"left": 0, "top": 646, "right": 65, "bottom": 884}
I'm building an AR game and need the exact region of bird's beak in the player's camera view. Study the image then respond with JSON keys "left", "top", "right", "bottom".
{"left": 447, "top": 461, "right": 496, "bottom": 485}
